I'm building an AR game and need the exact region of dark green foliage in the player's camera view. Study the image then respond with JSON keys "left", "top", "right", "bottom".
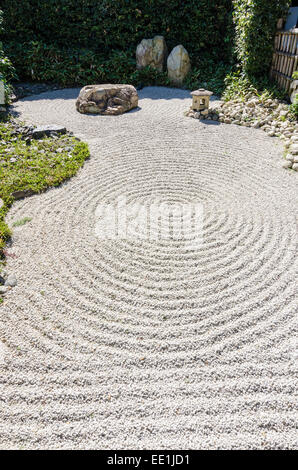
{"left": 290, "top": 94, "right": 298, "bottom": 117}
{"left": 4, "top": 43, "right": 137, "bottom": 86}
{"left": 1, "top": 1, "right": 234, "bottom": 88}
{"left": 0, "top": 9, "right": 17, "bottom": 101}
{"left": 185, "top": 60, "right": 234, "bottom": 96}
{"left": 0, "top": 2, "right": 293, "bottom": 100}
{"left": 3, "top": 42, "right": 171, "bottom": 87}
{"left": 232, "top": 1, "right": 290, "bottom": 79}
{"left": 2, "top": 1, "right": 234, "bottom": 60}
{"left": 223, "top": 70, "right": 289, "bottom": 101}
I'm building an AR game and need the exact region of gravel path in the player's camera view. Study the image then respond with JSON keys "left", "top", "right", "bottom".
{"left": 0, "top": 87, "right": 297, "bottom": 449}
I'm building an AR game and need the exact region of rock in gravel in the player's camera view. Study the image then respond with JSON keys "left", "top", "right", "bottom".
{"left": 282, "top": 160, "right": 293, "bottom": 169}
{"left": 0, "top": 286, "right": 10, "bottom": 295}
{"left": 292, "top": 163, "right": 298, "bottom": 171}
{"left": 167, "top": 45, "right": 191, "bottom": 85}
{"left": 12, "top": 189, "right": 35, "bottom": 200}
{"left": 76, "top": 84, "right": 139, "bottom": 115}
{"left": 136, "top": 35, "right": 168, "bottom": 72}
{"left": 4, "top": 274, "right": 17, "bottom": 287}
{"left": 31, "top": 125, "right": 67, "bottom": 139}
{"left": 290, "top": 144, "right": 298, "bottom": 155}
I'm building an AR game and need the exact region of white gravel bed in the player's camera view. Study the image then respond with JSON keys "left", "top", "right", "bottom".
{"left": 0, "top": 87, "right": 297, "bottom": 449}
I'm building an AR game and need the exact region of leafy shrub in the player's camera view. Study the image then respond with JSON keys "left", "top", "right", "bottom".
{"left": 130, "top": 67, "right": 170, "bottom": 88}
{"left": 185, "top": 60, "right": 233, "bottom": 95}
{"left": 223, "top": 70, "right": 288, "bottom": 101}
{"left": 290, "top": 94, "right": 298, "bottom": 118}
{"left": 4, "top": 41, "right": 169, "bottom": 87}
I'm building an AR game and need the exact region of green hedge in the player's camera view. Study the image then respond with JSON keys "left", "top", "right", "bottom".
{"left": 1, "top": 1, "right": 234, "bottom": 60}
{"left": 1, "top": 1, "right": 235, "bottom": 91}
{"left": 0, "top": 1, "right": 292, "bottom": 95}
{"left": 232, "top": 0, "right": 290, "bottom": 78}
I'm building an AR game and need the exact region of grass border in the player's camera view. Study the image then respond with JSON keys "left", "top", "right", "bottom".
{"left": 0, "top": 137, "right": 90, "bottom": 300}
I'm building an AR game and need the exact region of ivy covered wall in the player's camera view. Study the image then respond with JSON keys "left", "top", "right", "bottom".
{"left": 233, "top": 0, "right": 291, "bottom": 78}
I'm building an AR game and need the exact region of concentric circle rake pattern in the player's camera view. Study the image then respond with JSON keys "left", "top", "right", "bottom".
{"left": 0, "top": 87, "right": 297, "bottom": 449}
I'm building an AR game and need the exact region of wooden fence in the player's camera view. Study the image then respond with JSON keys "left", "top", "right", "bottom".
{"left": 270, "top": 29, "right": 298, "bottom": 93}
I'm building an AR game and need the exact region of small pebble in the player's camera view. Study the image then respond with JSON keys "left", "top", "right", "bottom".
{"left": 4, "top": 274, "right": 17, "bottom": 287}
{"left": 282, "top": 160, "right": 292, "bottom": 169}
{"left": 0, "top": 286, "right": 10, "bottom": 295}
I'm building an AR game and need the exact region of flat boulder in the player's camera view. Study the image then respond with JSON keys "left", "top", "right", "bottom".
{"left": 12, "top": 189, "right": 35, "bottom": 200}
{"left": 136, "top": 36, "right": 168, "bottom": 72}
{"left": 76, "top": 84, "right": 138, "bottom": 115}
{"left": 31, "top": 125, "right": 66, "bottom": 139}
{"left": 167, "top": 45, "right": 191, "bottom": 86}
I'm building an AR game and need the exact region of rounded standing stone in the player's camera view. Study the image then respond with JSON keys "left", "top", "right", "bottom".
{"left": 167, "top": 45, "right": 191, "bottom": 86}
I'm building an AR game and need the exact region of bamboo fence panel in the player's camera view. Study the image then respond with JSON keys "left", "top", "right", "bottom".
{"left": 270, "top": 29, "right": 298, "bottom": 93}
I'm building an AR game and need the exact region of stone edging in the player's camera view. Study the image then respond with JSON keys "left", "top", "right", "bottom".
{"left": 185, "top": 95, "right": 298, "bottom": 171}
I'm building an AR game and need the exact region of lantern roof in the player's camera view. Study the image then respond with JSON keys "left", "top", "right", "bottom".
{"left": 191, "top": 88, "right": 213, "bottom": 96}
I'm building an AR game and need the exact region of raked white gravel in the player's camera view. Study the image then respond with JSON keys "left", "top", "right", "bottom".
{"left": 0, "top": 87, "right": 297, "bottom": 449}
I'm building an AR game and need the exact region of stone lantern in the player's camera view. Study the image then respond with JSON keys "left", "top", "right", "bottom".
{"left": 191, "top": 88, "right": 213, "bottom": 112}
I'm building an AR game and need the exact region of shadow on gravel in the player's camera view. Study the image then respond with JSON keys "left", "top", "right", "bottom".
{"left": 12, "top": 86, "right": 220, "bottom": 107}
{"left": 14, "top": 88, "right": 81, "bottom": 102}
{"left": 139, "top": 86, "right": 220, "bottom": 103}
{"left": 15, "top": 86, "right": 191, "bottom": 103}
{"left": 200, "top": 119, "right": 220, "bottom": 126}
{"left": 139, "top": 86, "right": 190, "bottom": 101}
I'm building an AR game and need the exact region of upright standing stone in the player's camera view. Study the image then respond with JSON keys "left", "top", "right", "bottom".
{"left": 0, "top": 81, "right": 5, "bottom": 105}
{"left": 167, "top": 45, "right": 191, "bottom": 86}
{"left": 136, "top": 36, "right": 168, "bottom": 72}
